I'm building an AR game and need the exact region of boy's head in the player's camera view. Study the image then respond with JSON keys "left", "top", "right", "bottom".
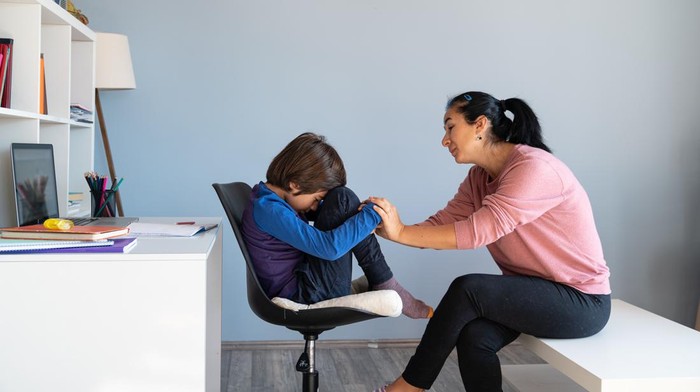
{"left": 266, "top": 132, "right": 347, "bottom": 195}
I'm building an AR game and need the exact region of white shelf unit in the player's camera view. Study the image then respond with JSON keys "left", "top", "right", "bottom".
{"left": 0, "top": 0, "right": 95, "bottom": 227}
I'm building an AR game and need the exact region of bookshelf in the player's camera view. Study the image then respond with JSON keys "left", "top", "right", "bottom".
{"left": 0, "top": 0, "right": 95, "bottom": 227}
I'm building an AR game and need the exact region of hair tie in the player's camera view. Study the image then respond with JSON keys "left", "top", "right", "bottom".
{"left": 463, "top": 94, "right": 472, "bottom": 101}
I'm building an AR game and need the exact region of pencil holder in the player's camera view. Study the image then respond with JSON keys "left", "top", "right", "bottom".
{"left": 91, "top": 189, "right": 116, "bottom": 217}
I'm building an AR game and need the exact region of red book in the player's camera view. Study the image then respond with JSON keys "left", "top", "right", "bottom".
{"left": 0, "top": 224, "right": 130, "bottom": 241}
{"left": 0, "top": 38, "right": 13, "bottom": 108}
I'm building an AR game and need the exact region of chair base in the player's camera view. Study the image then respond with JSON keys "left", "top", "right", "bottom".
{"left": 297, "top": 333, "right": 320, "bottom": 392}
{"left": 302, "top": 370, "right": 319, "bottom": 392}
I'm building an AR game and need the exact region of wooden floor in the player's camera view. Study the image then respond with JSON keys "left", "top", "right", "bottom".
{"left": 221, "top": 340, "right": 546, "bottom": 392}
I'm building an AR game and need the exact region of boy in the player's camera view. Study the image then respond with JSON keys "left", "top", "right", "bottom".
{"left": 241, "top": 132, "right": 432, "bottom": 319}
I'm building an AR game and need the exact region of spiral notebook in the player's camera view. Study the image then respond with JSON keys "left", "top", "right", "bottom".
{"left": 0, "top": 237, "right": 137, "bottom": 254}
{"left": 0, "top": 238, "right": 114, "bottom": 253}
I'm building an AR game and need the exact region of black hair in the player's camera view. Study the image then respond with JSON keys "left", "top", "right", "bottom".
{"left": 446, "top": 91, "right": 551, "bottom": 153}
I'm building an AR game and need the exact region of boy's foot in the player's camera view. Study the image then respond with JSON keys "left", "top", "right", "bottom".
{"left": 351, "top": 275, "right": 369, "bottom": 294}
{"left": 372, "top": 277, "right": 433, "bottom": 319}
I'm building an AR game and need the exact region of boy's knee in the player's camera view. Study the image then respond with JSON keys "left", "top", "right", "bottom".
{"left": 314, "top": 186, "right": 361, "bottom": 230}
{"left": 323, "top": 186, "right": 360, "bottom": 212}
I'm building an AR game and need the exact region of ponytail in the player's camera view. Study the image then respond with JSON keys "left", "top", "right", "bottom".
{"left": 447, "top": 92, "right": 551, "bottom": 153}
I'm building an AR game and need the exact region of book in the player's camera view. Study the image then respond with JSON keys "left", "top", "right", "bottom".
{"left": 127, "top": 222, "right": 218, "bottom": 237}
{"left": 0, "top": 38, "right": 12, "bottom": 108}
{"left": 0, "top": 224, "right": 130, "bottom": 241}
{"left": 0, "top": 51, "right": 3, "bottom": 99}
{"left": 39, "top": 53, "right": 47, "bottom": 115}
{"left": 70, "top": 103, "right": 93, "bottom": 123}
{"left": 68, "top": 191, "right": 84, "bottom": 201}
{"left": 0, "top": 237, "right": 114, "bottom": 253}
{"left": 0, "top": 38, "right": 12, "bottom": 107}
{"left": 1, "top": 237, "right": 138, "bottom": 254}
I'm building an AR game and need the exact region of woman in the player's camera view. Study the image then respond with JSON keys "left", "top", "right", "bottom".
{"left": 370, "top": 91, "right": 611, "bottom": 391}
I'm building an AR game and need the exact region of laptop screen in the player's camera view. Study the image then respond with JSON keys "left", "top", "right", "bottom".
{"left": 10, "top": 143, "right": 61, "bottom": 226}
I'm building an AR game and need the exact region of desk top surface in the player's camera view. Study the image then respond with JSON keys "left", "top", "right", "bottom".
{"left": 0, "top": 217, "right": 222, "bottom": 261}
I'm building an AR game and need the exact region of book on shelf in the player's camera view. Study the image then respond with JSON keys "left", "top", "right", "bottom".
{"left": 68, "top": 194, "right": 84, "bottom": 213}
{"left": 0, "top": 224, "right": 130, "bottom": 241}
{"left": 66, "top": 204, "right": 82, "bottom": 215}
{"left": 70, "top": 103, "right": 93, "bottom": 123}
{"left": 0, "top": 38, "right": 13, "bottom": 108}
{"left": 39, "top": 53, "right": 47, "bottom": 114}
{"left": 68, "top": 191, "right": 85, "bottom": 202}
{"left": 0, "top": 237, "right": 114, "bottom": 253}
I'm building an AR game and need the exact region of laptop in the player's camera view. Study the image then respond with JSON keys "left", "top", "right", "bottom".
{"left": 10, "top": 143, "right": 138, "bottom": 227}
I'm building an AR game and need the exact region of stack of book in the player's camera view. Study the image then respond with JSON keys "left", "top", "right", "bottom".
{"left": 70, "top": 103, "right": 93, "bottom": 123}
{"left": 0, "top": 224, "right": 136, "bottom": 254}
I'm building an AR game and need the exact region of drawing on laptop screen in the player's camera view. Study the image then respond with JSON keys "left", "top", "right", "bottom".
{"left": 10, "top": 143, "right": 60, "bottom": 226}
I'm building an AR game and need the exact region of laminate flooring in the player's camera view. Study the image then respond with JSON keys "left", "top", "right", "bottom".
{"left": 221, "top": 340, "right": 546, "bottom": 392}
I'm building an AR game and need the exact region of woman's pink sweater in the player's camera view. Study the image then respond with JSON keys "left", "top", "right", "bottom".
{"left": 420, "top": 144, "right": 610, "bottom": 294}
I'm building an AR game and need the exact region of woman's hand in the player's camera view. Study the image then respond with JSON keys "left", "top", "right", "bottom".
{"left": 367, "top": 196, "right": 405, "bottom": 242}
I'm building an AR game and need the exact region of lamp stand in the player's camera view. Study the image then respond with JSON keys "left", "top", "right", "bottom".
{"left": 94, "top": 89, "right": 124, "bottom": 217}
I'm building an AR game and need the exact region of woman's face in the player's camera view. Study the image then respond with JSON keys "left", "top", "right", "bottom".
{"left": 442, "top": 107, "right": 479, "bottom": 164}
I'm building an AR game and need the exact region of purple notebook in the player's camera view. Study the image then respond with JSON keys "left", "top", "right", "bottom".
{"left": 6, "top": 237, "right": 137, "bottom": 254}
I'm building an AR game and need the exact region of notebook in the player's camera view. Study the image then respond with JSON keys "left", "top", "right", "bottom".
{"left": 10, "top": 143, "right": 138, "bottom": 227}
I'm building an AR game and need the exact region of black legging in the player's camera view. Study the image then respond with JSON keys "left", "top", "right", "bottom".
{"left": 402, "top": 273, "right": 610, "bottom": 391}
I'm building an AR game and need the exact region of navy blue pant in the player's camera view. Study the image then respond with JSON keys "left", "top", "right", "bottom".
{"left": 403, "top": 273, "right": 610, "bottom": 391}
{"left": 292, "top": 186, "right": 393, "bottom": 304}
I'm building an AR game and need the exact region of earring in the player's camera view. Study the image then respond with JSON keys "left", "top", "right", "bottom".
{"left": 475, "top": 135, "right": 482, "bottom": 141}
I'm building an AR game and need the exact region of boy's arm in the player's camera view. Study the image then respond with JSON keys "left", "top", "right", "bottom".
{"left": 253, "top": 200, "right": 380, "bottom": 260}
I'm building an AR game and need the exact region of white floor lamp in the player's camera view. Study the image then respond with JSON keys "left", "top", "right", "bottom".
{"left": 94, "top": 32, "right": 136, "bottom": 217}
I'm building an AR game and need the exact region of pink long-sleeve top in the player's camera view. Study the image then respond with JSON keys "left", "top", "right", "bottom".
{"left": 420, "top": 144, "right": 611, "bottom": 295}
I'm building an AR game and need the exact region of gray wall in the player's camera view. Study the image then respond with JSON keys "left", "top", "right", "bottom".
{"left": 80, "top": 0, "right": 700, "bottom": 341}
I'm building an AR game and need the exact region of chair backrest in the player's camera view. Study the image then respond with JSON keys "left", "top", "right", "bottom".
{"left": 212, "top": 182, "right": 291, "bottom": 326}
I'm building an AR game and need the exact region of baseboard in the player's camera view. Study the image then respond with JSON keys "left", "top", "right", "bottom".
{"left": 222, "top": 338, "right": 421, "bottom": 350}
{"left": 222, "top": 338, "right": 526, "bottom": 350}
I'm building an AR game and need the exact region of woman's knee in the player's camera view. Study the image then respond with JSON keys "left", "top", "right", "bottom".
{"left": 448, "top": 273, "right": 493, "bottom": 295}
{"left": 457, "top": 319, "right": 519, "bottom": 354}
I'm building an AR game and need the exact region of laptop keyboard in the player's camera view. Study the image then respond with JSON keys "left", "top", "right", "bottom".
{"left": 71, "top": 217, "right": 96, "bottom": 226}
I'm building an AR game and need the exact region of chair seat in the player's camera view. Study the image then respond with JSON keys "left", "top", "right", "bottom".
{"left": 272, "top": 289, "right": 402, "bottom": 317}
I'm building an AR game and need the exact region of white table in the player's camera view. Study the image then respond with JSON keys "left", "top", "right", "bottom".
{"left": 0, "top": 217, "right": 222, "bottom": 392}
{"left": 505, "top": 299, "right": 700, "bottom": 391}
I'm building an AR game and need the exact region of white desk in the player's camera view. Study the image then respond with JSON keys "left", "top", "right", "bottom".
{"left": 0, "top": 217, "right": 222, "bottom": 392}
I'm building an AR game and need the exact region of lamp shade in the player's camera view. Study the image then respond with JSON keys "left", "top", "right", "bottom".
{"left": 95, "top": 32, "right": 136, "bottom": 90}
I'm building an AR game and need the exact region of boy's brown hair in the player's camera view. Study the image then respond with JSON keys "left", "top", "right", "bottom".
{"left": 266, "top": 132, "right": 347, "bottom": 195}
